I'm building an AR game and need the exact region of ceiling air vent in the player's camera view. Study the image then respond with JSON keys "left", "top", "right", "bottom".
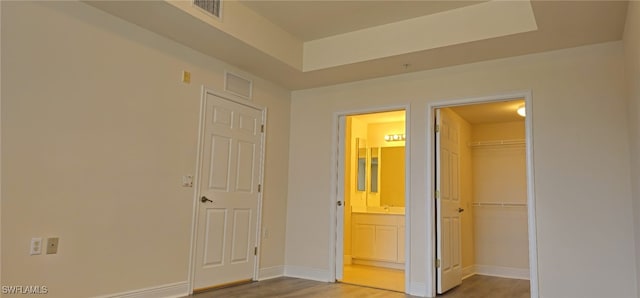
{"left": 194, "top": 0, "right": 222, "bottom": 19}
{"left": 225, "top": 71, "right": 253, "bottom": 100}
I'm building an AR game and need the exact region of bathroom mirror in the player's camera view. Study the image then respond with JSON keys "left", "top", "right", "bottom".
{"left": 379, "top": 146, "right": 405, "bottom": 207}
{"left": 356, "top": 138, "right": 366, "bottom": 192}
{"left": 370, "top": 147, "right": 379, "bottom": 193}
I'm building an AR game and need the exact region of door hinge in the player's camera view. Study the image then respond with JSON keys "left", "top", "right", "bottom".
{"left": 435, "top": 190, "right": 440, "bottom": 199}
{"left": 254, "top": 247, "right": 258, "bottom": 256}
{"left": 436, "top": 259, "right": 441, "bottom": 268}
{"left": 435, "top": 124, "right": 440, "bottom": 133}
{"left": 258, "top": 184, "right": 261, "bottom": 192}
{"left": 261, "top": 124, "right": 265, "bottom": 133}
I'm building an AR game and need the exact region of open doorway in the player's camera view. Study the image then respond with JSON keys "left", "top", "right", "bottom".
{"left": 433, "top": 97, "right": 536, "bottom": 296}
{"left": 336, "top": 110, "right": 407, "bottom": 292}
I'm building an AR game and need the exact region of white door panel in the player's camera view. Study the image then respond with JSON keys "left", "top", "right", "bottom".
{"left": 436, "top": 108, "right": 462, "bottom": 294}
{"left": 203, "top": 209, "right": 226, "bottom": 267}
{"left": 194, "top": 92, "right": 264, "bottom": 290}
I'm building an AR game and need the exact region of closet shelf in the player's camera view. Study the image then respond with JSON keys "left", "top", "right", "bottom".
{"left": 468, "top": 139, "right": 525, "bottom": 148}
{"left": 472, "top": 201, "right": 527, "bottom": 207}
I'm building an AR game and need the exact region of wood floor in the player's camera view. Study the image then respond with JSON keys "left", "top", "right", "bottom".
{"left": 437, "top": 275, "right": 530, "bottom": 298}
{"left": 190, "top": 274, "right": 530, "bottom": 298}
{"left": 340, "top": 264, "right": 404, "bottom": 292}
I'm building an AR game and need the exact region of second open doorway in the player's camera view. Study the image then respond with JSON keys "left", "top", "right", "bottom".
{"left": 337, "top": 109, "right": 407, "bottom": 292}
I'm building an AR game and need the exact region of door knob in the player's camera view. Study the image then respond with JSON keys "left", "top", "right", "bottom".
{"left": 201, "top": 196, "right": 213, "bottom": 203}
{"left": 458, "top": 208, "right": 465, "bottom": 213}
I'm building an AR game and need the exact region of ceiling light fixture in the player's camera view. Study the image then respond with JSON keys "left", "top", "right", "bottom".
{"left": 517, "top": 105, "right": 526, "bottom": 117}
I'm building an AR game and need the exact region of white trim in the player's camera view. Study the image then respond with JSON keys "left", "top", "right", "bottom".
{"left": 407, "top": 281, "right": 428, "bottom": 297}
{"left": 343, "top": 254, "right": 352, "bottom": 265}
{"left": 253, "top": 105, "right": 268, "bottom": 284}
{"left": 0, "top": 0, "right": 3, "bottom": 286}
{"left": 333, "top": 115, "right": 346, "bottom": 281}
{"left": 93, "top": 282, "right": 188, "bottom": 298}
{"left": 284, "top": 265, "right": 332, "bottom": 282}
{"left": 330, "top": 105, "right": 411, "bottom": 294}
{"left": 187, "top": 87, "right": 266, "bottom": 294}
{"left": 258, "top": 266, "right": 285, "bottom": 281}
{"left": 524, "top": 90, "right": 540, "bottom": 298}
{"left": 462, "top": 265, "right": 476, "bottom": 280}
{"left": 404, "top": 107, "right": 412, "bottom": 294}
{"left": 351, "top": 259, "right": 405, "bottom": 270}
{"left": 426, "top": 90, "right": 539, "bottom": 298}
{"left": 474, "top": 265, "right": 530, "bottom": 280}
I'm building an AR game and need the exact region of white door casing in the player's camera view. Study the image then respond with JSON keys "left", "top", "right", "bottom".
{"left": 193, "top": 91, "right": 264, "bottom": 290}
{"left": 436, "top": 108, "right": 463, "bottom": 294}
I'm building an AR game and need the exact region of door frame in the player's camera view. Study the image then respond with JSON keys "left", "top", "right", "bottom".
{"left": 330, "top": 104, "right": 411, "bottom": 292}
{"left": 187, "top": 87, "right": 267, "bottom": 294}
{"left": 426, "top": 90, "right": 539, "bottom": 298}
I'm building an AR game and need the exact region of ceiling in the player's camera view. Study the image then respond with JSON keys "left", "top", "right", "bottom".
{"left": 87, "top": 1, "right": 629, "bottom": 90}
{"left": 450, "top": 99, "right": 525, "bottom": 124}
{"left": 240, "top": 1, "right": 485, "bottom": 41}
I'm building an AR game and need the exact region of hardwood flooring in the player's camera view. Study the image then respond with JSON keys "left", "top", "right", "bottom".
{"left": 340, "top": 264, "right": 404, "bottom": 292}
{"left": 437, "top": 275, "right": 530, "bottom": 298}
{"left": 191, "top": 274, "right": 530, "bottom": 298}
{"left": 190, "top": 277, "right": 410, "bottom": 298}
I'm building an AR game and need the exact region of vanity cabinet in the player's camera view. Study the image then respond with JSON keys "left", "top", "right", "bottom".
{"left": 352, "top": 213, "right": 405, "bottom": 264}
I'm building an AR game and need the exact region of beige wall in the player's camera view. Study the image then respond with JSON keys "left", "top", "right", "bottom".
{"left": 1, "top": 2, "right": 290, "bottom": 297}
{"left": 287, "top": 42, "right": 636, "bottom": 297}
{"left": 623, "top": 1, "right": 640, "bottom": 294}
{"left": 471, "top": 121, "right": 528, "bottom": 273}
{"left": 367, "top": 121, "right": 406, "bottom": 149}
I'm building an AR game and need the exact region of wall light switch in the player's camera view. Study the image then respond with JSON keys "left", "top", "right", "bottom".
{"left": 46, "top": 237, "right": 59, "bottom": 255}
{"left": 182, "top": 175, "right": 193, "bottom": 187}
{"left": 30, "top": 238, "right": 42, "bottom": 255}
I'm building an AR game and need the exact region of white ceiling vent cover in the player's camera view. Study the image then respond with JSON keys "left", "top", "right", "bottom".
{"left": 193, "top": 0, "right": 222, "bottom": 19}
{"left": 225, "top": 72, "right": 253, "bottom": 100}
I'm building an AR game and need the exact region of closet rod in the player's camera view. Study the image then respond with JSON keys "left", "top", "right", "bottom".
{"left": 472, "top": 201, "right": 527, "bottom": 207}
{"left": 468, "top": 139, "right": 525, "bottom": 147}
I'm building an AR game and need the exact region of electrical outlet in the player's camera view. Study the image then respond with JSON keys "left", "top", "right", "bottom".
{"left": 46, "top": 237, "right": 59, "bottom": 255}
{"left": 30, "top": 238, "right": 42, "bottom": 255}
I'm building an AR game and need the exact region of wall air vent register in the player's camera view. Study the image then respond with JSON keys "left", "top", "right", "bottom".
{"left": 193, "top": 0, "right": 222, "bottom": 19}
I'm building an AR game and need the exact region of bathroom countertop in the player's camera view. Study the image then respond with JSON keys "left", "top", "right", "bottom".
{"left": 351, "top": 206, "right": 405, "bottom": 215}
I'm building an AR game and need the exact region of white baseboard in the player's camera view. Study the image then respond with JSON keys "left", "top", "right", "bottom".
{"left": 474, "top": 264, "right": 530, "bottom": 280}
{"left": 352, "top": 259, "right": 404, "bottom": 270}
{"left": 258, "top": 265, "right": 285, "bottom": 281}
{"left": 93, "top": 281, "right": 189, "bottom": 298}
{"left": 343, "top": 255, "right": 352, "bottom": 265}
{"left": 462, "top": 265, "right": 476, "bottom": 280}
{"left": 407, "top": 281, "right": 428, "bottom": 297}
{"left": 284, "top": 265, "right": 331, "bottom": 282}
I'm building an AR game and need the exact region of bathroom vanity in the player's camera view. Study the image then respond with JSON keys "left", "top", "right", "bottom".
{"left": 351, "top": 208, "right": 405, "bottom": 269}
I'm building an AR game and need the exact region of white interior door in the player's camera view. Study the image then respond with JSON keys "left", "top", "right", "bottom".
{"left": 193, "top": 92, "right": 264, "bottom": 290}
{"left": 436, "top": 108, "right": 463, "bottom": 294}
